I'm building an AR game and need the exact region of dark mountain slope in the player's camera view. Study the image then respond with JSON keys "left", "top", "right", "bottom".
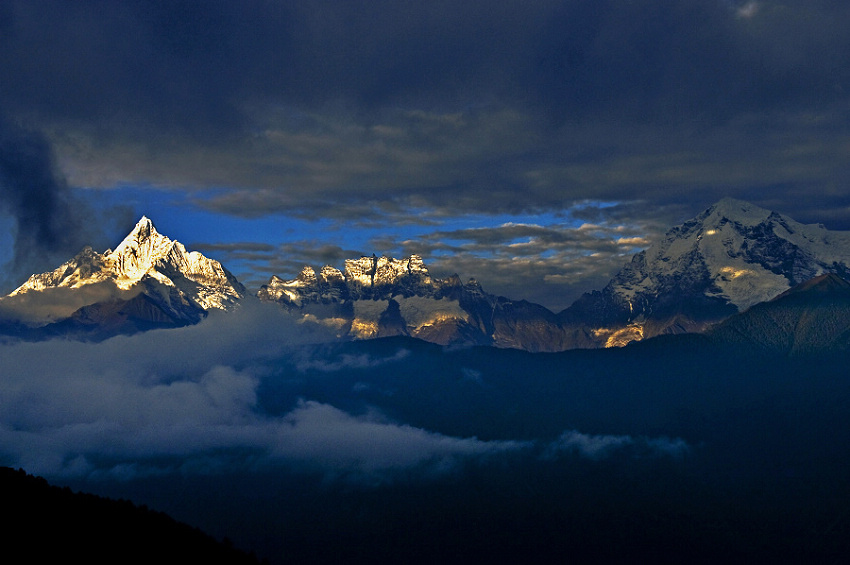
{"left": 239, "top": 332, "right": 850, "bottom": 564}
{"left": 708, "top": 273, "right": 850, "bottom": 354}
{"left": 0, "top": 466, "right": 263, "bottom": 564}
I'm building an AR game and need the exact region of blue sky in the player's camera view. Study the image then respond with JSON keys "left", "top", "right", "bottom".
{"left": 2, "top": 1, "right": 850, "bottom": 309}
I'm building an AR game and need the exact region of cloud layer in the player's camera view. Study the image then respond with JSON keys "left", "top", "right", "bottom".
{"left": 0, "top": 300, "right": 692, "bottom": 481}
{"left": 0, "top": 305, "right": 525, "bottom": 480}
{"left": 1, "top": 1, "right": 849, "bottom": 223}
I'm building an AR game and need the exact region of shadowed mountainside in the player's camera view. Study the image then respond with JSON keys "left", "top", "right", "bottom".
{"left": 0, "top": 467, "right": 264, "bottom": 564}
{"left": 709, "top": 273, "right": 850, "bottom": 354}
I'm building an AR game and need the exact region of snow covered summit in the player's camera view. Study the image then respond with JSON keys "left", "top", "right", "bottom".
{"left": 2, "top": 217, "right": 245, "bottom": 333}
{"left": 258, "top": 254, "right": 566, "bottom": 351}
{"left": 561, "top": 198, "right": 850, "bottom": 346}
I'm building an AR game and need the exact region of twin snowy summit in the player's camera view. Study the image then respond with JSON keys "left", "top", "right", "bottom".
{"left": 3, "top": 198, "right": 850, "bottom": 351}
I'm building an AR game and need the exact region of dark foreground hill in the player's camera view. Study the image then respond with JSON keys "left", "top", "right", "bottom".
{"left": 0, "top": 467, "right": 263, "bottom": 564}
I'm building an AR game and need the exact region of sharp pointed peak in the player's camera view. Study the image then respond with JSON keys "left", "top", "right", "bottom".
{"left": 109, "top": 215, "right": 172, "bottom": 259}
{"left": 132, "top": 215, "right": 157, "bottom": 231}
{"left": 120, "top": 215, "right": 167, "bottom": 243}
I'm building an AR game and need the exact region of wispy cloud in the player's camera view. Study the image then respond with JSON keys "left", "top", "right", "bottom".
{"left": 375, "top": 213, "right": 660, "bottom": 310}
{"left": 736, "top": 1, "right": 760, "bottom": 19}
{"left": 267, "top": 400, "right": 529, "bottom": 476}
{"left": 294, "top": 349, "right": 411, "bottom": 373}
{"left": 545, "top": 430, "right": 690, "bottom": 460}
{"left": 0, "top": 296, "right": 695, "bottom": 483}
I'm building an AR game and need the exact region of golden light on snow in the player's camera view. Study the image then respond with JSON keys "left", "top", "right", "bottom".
{"left": 719, "top": 266, "right": 755, "bottom": 279}
{"left": 705, "top": 229, "right": 717, "bottom": 236}
{"left": 351, "top": 319, "right": 380, "bottom": 339}
{"left": 592, "top": 324, "right": 645, "bottom": 348}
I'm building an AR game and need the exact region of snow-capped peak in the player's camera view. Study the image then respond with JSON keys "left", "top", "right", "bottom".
{"left": 703, "top": 197, "right": 773, "bottom": 227}
{"left": 7, "top": 216, "right": 245, "bottom": 317}
{"left": 108, "top": 216, "right": 180, "bottom": 288}
{"left": 602, "top": 198, "right": 850, "bottom": 318}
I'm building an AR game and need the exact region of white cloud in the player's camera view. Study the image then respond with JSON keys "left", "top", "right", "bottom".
{"left": 295, "top": 348, "right": 411, "bottom": 373}
{"left": 268, "top": 400, "right": 528, "bottom": 475}
{"left": 0, "top": 308, "right": 527, "bottom": 480}
{"left": 736, "top": 1, "right": 760, "bottom": 19}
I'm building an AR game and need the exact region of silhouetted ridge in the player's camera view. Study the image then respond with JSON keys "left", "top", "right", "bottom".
{"left": 772, "top": 272, "right": 850, "bottom": 299}
{"left": 0, "top": 467, "right": 264, "bottom": 564}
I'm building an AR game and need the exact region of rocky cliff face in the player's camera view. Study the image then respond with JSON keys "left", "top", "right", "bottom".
{"left": 258, "top": 255, "right": 566, "bottom": 351}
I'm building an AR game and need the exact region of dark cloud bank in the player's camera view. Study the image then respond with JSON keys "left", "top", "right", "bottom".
{"left": 1, "top": 0, "right": 850, "bottom": 223}
{"left": 0, "top": 118, "right": 97, "bottom": 286}
{"left": 0, "top": 116, "right": 134, "bottom": 291}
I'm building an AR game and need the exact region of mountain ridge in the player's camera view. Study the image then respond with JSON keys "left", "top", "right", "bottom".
{"left": 1, "top": 466, "right": 262, "bottom": 564}
{"left": 4, "top": 199, "right": 850, "bottom": 350}
{"left": 708, "top": 271, "right": 850, "bottom": 354}
{"left": 258, "top": 255, "right": 567, "bottom": 351}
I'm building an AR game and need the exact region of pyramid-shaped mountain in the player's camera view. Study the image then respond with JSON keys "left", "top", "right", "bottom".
{"left": 0, "top": 217, "right": 245, "bottom": 340}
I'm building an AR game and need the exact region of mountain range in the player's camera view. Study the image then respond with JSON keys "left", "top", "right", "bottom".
{"left": 3, "top": 198, "right": 850, "bottom": 350}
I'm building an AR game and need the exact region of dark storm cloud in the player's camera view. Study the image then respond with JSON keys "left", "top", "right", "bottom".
{"left": 3, "top": 1, "right": 850, "bottom": 225}
{"left": 0, "top": 118, "right": 123, "bottom": 289}
{"left": 6, "top": 0, "right": 845, "bottom": 126}
{"left": 0, "top": 119, "right": 77, "bottom": 257}
{"left": 0, "top": 0, "right": 251, "bottom": 136}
